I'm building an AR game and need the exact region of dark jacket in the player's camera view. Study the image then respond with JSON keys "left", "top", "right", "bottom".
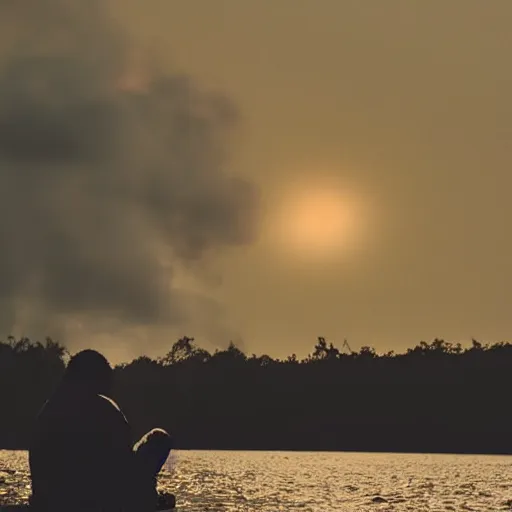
{"left": 29, "top": 387, "right": 140, "bottom": 512}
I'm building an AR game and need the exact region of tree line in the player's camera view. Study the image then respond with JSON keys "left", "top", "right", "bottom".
{"left": 0, "top": 335, "right": 510, "bottom": 454}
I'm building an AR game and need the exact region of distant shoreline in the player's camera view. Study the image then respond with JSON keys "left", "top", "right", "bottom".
{"left": 1, "top": 336, "right": 511, "bottom": 458}
{"left": 2, "top": 445, "right": 510, "bottom": 457}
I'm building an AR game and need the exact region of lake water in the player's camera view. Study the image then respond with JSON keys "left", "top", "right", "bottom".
{"left": 0, "top": 449, "right": 510, "bottom": 511}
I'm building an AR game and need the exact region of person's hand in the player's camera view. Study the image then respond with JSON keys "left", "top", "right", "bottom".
{"left": 156, "top": 490, "right": 176, "bottom": 510}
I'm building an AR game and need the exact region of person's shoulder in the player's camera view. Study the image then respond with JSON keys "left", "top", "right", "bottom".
{"left": 95, "top": 394, "right": 129, "bottom": 424}
{"left": 97, "top": 394, "right": 122, "bottom": 412}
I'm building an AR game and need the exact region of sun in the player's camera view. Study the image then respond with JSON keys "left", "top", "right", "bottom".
{"left": 269, "top": 182, "right": 366, "bottom": 263}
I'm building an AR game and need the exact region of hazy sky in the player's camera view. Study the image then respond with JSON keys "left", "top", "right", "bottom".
{"left": 1, "top": 0, "right": 512, "bottom": 362}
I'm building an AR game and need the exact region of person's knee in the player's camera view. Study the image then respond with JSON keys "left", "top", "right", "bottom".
{"left": 146, "top": 428, "right": 172, "bottom": 446}
{"left": 134, "top": 428, "right": 173, "bottom": 454}
{"left": 148, "top": 427, "right": 171, "bottom": 439}
{"left": 134, "top": 428, "right": 173, "bottom": 476}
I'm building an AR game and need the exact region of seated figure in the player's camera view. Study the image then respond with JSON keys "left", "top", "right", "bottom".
{"left": 28, "top": 349, "right": 175, "bottom": 511}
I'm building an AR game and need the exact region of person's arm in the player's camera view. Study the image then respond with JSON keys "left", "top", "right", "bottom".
{"left": 96, "top": 395, "right": 139, "bottom": 510}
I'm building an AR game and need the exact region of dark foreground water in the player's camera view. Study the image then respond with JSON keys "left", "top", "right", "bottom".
{"left": 0, "top": 449, "right": 510, "bottom": 511}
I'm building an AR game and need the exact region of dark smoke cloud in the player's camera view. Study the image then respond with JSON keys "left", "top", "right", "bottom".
{"left": 0, "top": 0, "right": 259, "bottom": 350}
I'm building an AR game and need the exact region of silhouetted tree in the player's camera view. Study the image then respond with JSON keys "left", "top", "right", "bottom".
{"left": 0, "top": 335, "right": 510, "bottom": 454}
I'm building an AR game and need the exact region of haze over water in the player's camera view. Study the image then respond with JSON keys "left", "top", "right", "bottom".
{"left": 1, "top": 450, "right": 510, "bottom": 511}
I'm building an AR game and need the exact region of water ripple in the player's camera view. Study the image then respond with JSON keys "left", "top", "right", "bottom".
{"left": 0, "top": 450, "right": 510, "bottom": 511}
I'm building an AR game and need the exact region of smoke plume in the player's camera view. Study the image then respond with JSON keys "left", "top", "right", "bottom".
{"left": 0, "top": 0, "right": 259, "bottom": 358}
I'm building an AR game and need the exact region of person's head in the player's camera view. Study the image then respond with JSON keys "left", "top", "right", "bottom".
{"left": 62, "top": 349, "right": 113, "bottom": 396}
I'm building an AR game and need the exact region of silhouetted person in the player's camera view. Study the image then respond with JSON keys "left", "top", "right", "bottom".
{"left": 28, "top": 349, "right": 174, "bottom": 511}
